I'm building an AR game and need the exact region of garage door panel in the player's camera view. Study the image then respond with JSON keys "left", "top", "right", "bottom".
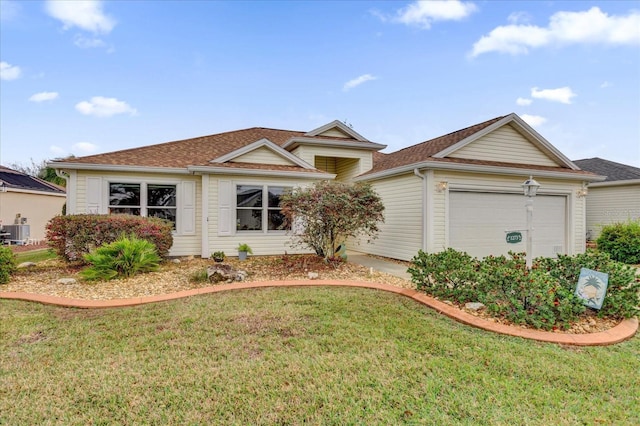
{"left": 449, "top": 191, "right": 566, "bottom": 259}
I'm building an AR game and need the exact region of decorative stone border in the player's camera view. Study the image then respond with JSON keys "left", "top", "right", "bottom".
{"left": 1, "top": 280, "right": 637, "bottom": 346}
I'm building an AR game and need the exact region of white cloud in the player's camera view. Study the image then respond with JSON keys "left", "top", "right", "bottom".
{"left": 521, "top": 114, "right": 547, "bottom": 127}
{"left": 1, "top": 0, "right": 21, "bottom": 21}
{"left": 600, "top": 81, "right": 612, "bottom": 88}
{"left": 0, "top": 61, "right": 21, "bottom": 80}
{"left": 73, "top": 34, "right": 106, "bottom": 49}
{"left": 343, "top": 74, "right": 377, "bottom": 91}
{"left": 50, "top": 145, "right": 67, "bottom": 156}
{"left": 75, "top": 96, "right": 137, "bottom": 117}
{"left": 471, "top": 7, "right": 640, "bottom": 57}
{"left": 29, "top": 91, "right": 59, "bottom": 102}
{"left": 531, "top": 86, "right": 576, "bottom": 104}
{"left": 507, "top": 11, "right": 531, "bottom": 25}
{"left": 72, "top": 142, "right": 98, "bottom": 153}
{"left": 516, "top": 97, "right": 532, "bottom": 106}
{"left": 377, "top": 0, "right": 477, "bottom": 29}
{"left": 45, "top": 0, "right": 115, "bottom": 34}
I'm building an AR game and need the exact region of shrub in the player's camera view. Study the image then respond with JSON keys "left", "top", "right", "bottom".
{"left": 478, "top": 253, "right": 584, "bottom": 330}
{"left": 0, "top": 246, "right": 17, "bottom": 284}
{"left": 408, "top": 248, "right": 478, "bottom": 303}
{"left": 47, "top": 214, "right": 173, "bottom": 264}
{"left": 537, "top": 250, "right": 640, "bottom": 319}
{"left": 596, "top": 220, "right": 640, "bottom": 264}
{"left": 81, "top": 235, "right": 161, "bottom": 281}
{"left": 190, "top": 268, "right": 210, "bottom": 283}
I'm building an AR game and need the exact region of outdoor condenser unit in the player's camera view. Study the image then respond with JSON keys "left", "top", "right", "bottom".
{"left": 3, "top": 224, "right": 30, "bottom": 242}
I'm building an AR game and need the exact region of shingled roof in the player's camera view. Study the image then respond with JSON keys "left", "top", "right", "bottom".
{"left": 573, "top": 158, "right": 640, "bottom": 182}
{"left": 0, "top": 166, "right": 65, "bottom": 194}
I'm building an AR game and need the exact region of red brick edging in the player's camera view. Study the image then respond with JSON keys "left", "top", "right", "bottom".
{"left": 1, "top": 280, "right": 637, "bottom": 346}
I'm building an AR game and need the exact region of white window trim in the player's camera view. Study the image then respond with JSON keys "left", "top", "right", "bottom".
{"left": 104, "top": 178, "right": 187, "bottom": 235}
{"left": 234, "top": 183, "right": 291, "bottom": 235}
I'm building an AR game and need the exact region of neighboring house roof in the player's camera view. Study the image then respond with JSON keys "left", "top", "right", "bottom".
{"left": 573, "top": 158, "right": 640, "bottom": 183}
{"left": 0, "top": 166, "right": 65, "bottom": 194}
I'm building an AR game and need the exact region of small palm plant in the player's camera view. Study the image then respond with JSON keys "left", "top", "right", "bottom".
{"left": 81, "top": 234, "right": 161, "bottom": 281}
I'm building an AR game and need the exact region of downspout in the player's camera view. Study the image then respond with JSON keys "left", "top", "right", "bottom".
{"left": 414, "top": 168, "right": 428, "bottom": 252}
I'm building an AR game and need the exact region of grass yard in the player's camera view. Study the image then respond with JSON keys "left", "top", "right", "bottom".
{"left": 1, "top": 286, "right": 638, "bottom": 425}
{"left": 14, "top": 249, "right": 58, "bottom": 264}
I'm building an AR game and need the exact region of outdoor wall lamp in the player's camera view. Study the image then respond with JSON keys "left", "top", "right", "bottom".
{"left": 577, "top": 184, "right": 588, "bottom": 198}
{"left": 436, "top": 181, "right": 448, "bottom": 192}
{"left": 521, "top": 176, "right": 540, "bottom": 269}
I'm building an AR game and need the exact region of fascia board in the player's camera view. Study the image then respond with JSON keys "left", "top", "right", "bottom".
{"left": 354, "top": 161, "right": 606, "bottom": 183}
{"left": 282, "top": 137, "right": 386, "bottom": 151}
{"left": 305, "top": 120, "right": 369, "bottom": 141}
{"left": 188, "top": 165, "right": 336, "bottom": 180}
{"left": 210, "top": 138, "right": 316, "bottom": 169}
{"left": 589, "top": 179, "right": 640, "bottom": 188}
{"left": 433, "top": 113, "right": 578, "bottom": 170}
{"left": 4, "top": 187, "right": 66, "bottom": 197}
{"left": 47, "top": 162, "right": 191, "bottom": 174}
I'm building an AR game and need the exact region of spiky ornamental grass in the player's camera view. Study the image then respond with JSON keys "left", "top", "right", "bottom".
{"left": 81, "top": 235, "right": 161, "bottom": 281}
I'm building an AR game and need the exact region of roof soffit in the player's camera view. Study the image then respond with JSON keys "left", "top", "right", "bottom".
{"left": 433, "top": 113, "right": 579, "bottom": 170}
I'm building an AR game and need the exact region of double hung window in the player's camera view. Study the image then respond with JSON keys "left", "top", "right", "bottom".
{"left": 109, "top": 183, "right": 177, "bottom": 228}
{"left": 236, "top": 185, "right": 289, "bottom": 232}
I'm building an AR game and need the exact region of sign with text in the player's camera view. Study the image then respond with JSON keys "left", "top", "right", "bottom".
{"left": 505, "top": 231, "right": 523, "bottom": 244}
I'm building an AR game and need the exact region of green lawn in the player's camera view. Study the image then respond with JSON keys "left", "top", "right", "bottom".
{"left": 14, "top": 249, "right": 57, "bottom": 264}
{"left": 1, "top": 287, "right": 638, "bottom": 425}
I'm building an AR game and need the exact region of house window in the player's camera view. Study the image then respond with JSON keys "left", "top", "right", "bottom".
{"left": 236, "top": 185, "right": 290, "bottom": 232}
{"left": 109, "top": 183, "right": 177, "bottom": 228}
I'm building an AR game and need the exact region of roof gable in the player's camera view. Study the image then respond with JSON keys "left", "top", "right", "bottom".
{"left": 433, "top": 114, "right": 576, "bottom": 169}
{"left": 305, "top": 120, "right": 369, "bottom": 141}
{"left": 211, "top": 138, "right": 313, "bottom": 169}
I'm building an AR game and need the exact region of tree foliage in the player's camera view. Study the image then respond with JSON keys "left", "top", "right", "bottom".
{"left": 8, "top": 156, "right": 74, "bottom": 187}
{"left": 280, "top": 181, "right": 384, "bottom": 259}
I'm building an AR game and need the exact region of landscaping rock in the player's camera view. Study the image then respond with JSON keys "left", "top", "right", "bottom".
{"left": 308, "top": 272, "right": 319, "bottom": 280}
{"left": 57, "top": 278, "right": 77, "bottom": 285}
{"left": 207, "top": 264, "right": 247, "bottom": 283}
{"left": 17, "top": 262, "right": 37, "bottom": 269}
{"left": 171, "top": 258, "right": 182, "bottom": 264}
{"left": 465, "top": 302, "right": 486, "bottom": 311}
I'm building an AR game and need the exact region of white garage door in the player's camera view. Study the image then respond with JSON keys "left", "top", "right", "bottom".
{"left": 449, "top": 191, "right": 566, "bottom": 259}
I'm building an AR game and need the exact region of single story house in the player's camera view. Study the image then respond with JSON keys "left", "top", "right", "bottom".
{"left": 572, "top": 158, "right": 640, "bottom": 240}
{"left": 0, "top": 165, "right": 66, "bottom": 242}
{"left": 50, "top": 113, "right": 603, "bottom": 260}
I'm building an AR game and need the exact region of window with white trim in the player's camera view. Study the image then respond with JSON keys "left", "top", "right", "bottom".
{"left": 236, "top": 185, "right": 290, "bottom": 232}
{"left": 109, "top": 183, "right": 177, "bottom": 228}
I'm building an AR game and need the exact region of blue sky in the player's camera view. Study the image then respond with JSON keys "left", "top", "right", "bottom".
{"left": 1, "top": 0, "right": 639, "bottom": 168}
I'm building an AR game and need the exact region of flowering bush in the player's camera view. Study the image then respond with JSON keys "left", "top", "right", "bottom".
{"left": 46, "top": 214, "right": 173, "bottom": 264}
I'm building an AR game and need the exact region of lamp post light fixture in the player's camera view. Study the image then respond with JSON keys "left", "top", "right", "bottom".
{"left": 521, "top": 176, "right": 540, "bottom": 269}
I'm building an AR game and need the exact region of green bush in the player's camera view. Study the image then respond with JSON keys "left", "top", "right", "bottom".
{"left": 47, "top": 214, "right": 173, "bottom": 264}
{"left": 408, "top": 248, "right": 478, "bottom": 303}
{"left": 537, "top": 250, "right": 640, "bottom": 319}
{"left": 81, "top": 235, "right": 161, "bottom": 281}
{"left": 409, "top": 249, "right": 639, "bottom": 330}
{"left": 0, "top": 246, "right": 17, "bottom": 284}
{"left": 596, "top": 220, "right": 640, "bottom": 264}
{"left": 478, "top": 253, "right": 584, "bottom": 330}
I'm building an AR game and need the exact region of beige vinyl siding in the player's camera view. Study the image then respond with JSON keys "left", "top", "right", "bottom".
{"left": 432, "top": 171, "right": 585, "bottom": 255}
{"left": 230, "top": 146, "right": 297, "bottom": 166}
{"left": 0, "top": 191, "right": 65, "bottom": 241}
{"left": 74, "top": 171, "right": 201, "bottom": 257}
{"left": 585, "top": 184, "right": 640, "bottom": 239}
{"left": 349, "top": 173, "right": 423, "bottom": 261}
{"left": 448, "top": 125, "right": 560, "bottom": 167}
{"left": 315, "top": 156, "right": 337, "bottom": 174}
{"left": 291, "top": 145, "right": 373, "bottom": 181}
{"left": 317, "top": 128, "right": 351, "bottom": 138}
{"left": 207, "top": 175, "right": 322, "bottom": 257}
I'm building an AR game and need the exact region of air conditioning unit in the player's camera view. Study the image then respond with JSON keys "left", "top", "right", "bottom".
{"left": 3, "top": 224, "right": 30, "bottom": 242}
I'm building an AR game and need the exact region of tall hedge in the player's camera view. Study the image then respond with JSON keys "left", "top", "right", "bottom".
{"left": 46, "top": 214, "right": 173, "bottom": 263}
{"left": 596, "top": 220, "right": 640, "bottom": 265}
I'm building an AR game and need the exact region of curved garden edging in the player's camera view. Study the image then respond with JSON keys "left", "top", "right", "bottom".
{"left": 1, "top": 280, "right": 637, "bottom": 346}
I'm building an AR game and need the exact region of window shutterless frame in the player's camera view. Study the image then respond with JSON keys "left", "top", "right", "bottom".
{"left": 236, "top": 184, "right": 290, "bottom": 233}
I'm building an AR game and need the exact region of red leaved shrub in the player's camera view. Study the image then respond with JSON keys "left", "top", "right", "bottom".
{"left": 46, "top": 214, "right": 173, "bottom": 263}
